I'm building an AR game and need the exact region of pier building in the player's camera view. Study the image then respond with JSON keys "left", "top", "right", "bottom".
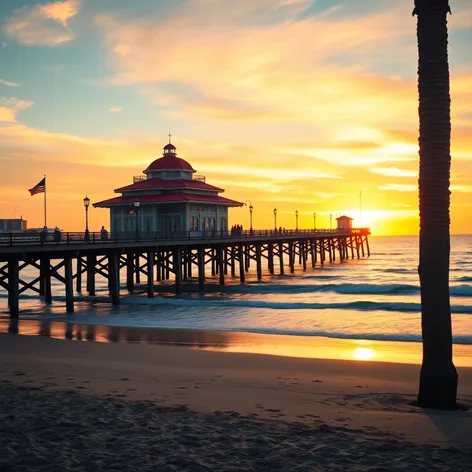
{"left": 93, "top": 142, "right": 243, "bottom": 235}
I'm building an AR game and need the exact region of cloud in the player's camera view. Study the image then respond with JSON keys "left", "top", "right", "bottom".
{"left": 0, "top": 98, "right": 33, "bottom": 123}
{"left": 3, "top": 0, "right": 80, "bottom": 46}
{"left": 370, "top": 167, "right": 417, "bottom": 178}
{"left": 378, "top": 184, "right": 417, "bottom": 192}
{"left": 108, "top": 107, "right": 123, "bottom": 113}
{"left": 0, "top": 78, "right": 22, "bottom": 87}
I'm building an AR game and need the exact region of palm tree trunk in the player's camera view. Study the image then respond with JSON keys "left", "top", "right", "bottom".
{"left": 414, "top": 0, "right": 457, "bottom": 409}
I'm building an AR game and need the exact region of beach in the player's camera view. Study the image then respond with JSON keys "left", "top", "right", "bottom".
{"left": 1, "top": 333, "right": 471, "bottom": 471}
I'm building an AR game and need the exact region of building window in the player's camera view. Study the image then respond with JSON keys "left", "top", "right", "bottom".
{"left": 220, "top": 217, "right": 227, "bottom": 231}
{"left": 210, "top": 218, "right": 215, "bottom": 230}
{"left": 190, "top": 216, "right": 198, "bottom": 231}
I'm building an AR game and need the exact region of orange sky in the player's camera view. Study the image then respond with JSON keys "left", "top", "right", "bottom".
{"left": 1, "top": 0, "right": 471, "bottom": 235}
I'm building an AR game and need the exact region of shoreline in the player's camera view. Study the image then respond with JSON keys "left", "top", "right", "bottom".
{"left": 1, "top": 318, "right": 472, "bottom": 367}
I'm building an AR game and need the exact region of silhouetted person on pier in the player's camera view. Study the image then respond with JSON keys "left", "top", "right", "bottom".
{"left": 100, "top": 226, "right": 108, "bottom": 241}
{"left": 54, "top": 227, "right": 61, "bottom": 243}
{"left": 40, "top": 225, "right": 48, "bottom": 244}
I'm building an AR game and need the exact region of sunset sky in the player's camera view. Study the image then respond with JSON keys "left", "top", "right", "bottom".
{"left": 1, "top": 0, "right": 471, "bottom": 235}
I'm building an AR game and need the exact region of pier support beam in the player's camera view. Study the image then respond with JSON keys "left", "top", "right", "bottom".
{"left": 245, "top": 246, "right": 250, "bottom": 271}
{"left": 40, "top": 257, "right": 52, "bottom": 303}
{"left": 289, "top": 241, "right": 295, "bottom": 273}
{"left": 8, "top": 259, "right": 19, "bottom": 318}
{"left": 301, "top": 240, "right": 307, "bottom": 271}
{"left": 76, "top": 257, "right": 82, "bottom": 292}
{"left": 155, "top": 253, "right": 161, "bottom": 282}
{"left": 109, "top": 251, "right": 120, "bottom": 306}
{"left": 231, "top": 247, "right": 236, "bottom": 277}
{"left": 224, "top": 248, "right": 228, "bottom": 275}
{"left": 198, "top": 248, "right": 205, "bottom": 290}
{"left": 217, "top": 246, "right": 225, "bottom": 286}
{"left": 135, "top": 253, "right": 141, "bottom": 284}
{"left": 268, "top": 243, "right": 274, "bottom": 275}
{"left": 366, "top": 237, "right": 370, "bottom": 257}
{"left": 65, "top": 256, "right": 74, "bottom": 313}
{"left": 167, "top": 251, "right": 171, "bottom": 280}
{"left": 174, "top": 249, "right": 182, "bottom": 294}
{"left": 238, "top": 245, "right": 245, "bottom": 283}
{"left": 211, "top": 248, "right": 216, "bottom": 276}
{"left": 256, "top": 244, "right": 262, "bottom": 280}
{"left": 87, "top": 254, "right": 96, "bottom": 296}
{"left": 278, "top": 242, "right": 284, "bottom": 275}
{"left": 126, "top": 253, "right": 134, "bottom": 293}
{"left": 338, "top": 239, "right": 344, "bottom": 262}
{"left": 183, "top": 250, "right": 188, "bottom": 281}
{"left": 147, "top": 251, "right": 154, "bottom": 298}
{"left": 188, "top": 250, "right": 193, "bottom": 278}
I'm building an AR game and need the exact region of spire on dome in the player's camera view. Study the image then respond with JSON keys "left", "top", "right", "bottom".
{"left": 163, "top": 130, "right": 177, "bottom": 157}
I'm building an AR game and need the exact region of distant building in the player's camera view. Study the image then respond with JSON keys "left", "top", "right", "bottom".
{"left": 0, "top": 218, "right": 27, "bottom": 232}
{"left": 336, "top": 215, "right": 353, "bottom": 230}
{"left": 93, "top": 142, "right": 243, "bottom": 234}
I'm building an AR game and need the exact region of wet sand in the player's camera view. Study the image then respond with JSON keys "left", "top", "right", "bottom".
{"left": 1, "top": 333, "right": 472, "bottom": 471}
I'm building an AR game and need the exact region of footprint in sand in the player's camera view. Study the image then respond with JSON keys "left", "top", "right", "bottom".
{"left": 265, "top": 408, "right": 282, "bottom": 413}
{"left": 312, "top": 379, "right": 323, "bottom": 383}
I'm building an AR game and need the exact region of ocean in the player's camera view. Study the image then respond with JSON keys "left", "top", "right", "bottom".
{"left": 1, "top": 235, "right": 471, "bottom": 345}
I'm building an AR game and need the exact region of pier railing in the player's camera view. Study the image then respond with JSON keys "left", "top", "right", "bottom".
{"left": 0, "top": 228, "right": 370, "bottom": 247}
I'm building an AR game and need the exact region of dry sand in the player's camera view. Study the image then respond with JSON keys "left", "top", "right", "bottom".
{"left": 1, "top": 333, "right": 472, "bottom": 471}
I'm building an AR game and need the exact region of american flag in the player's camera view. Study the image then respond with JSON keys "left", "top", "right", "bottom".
{"left": 28, "top": 177, "right": 46, "bottom": 196}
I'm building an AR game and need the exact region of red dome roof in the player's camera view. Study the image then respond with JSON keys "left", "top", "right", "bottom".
{"left": 144, "top": 155, "right": 195, "bottom": 174}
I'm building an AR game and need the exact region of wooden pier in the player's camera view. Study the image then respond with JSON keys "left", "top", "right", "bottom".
{"left": 0, "top": 228, "right": 370, "bottom": 317}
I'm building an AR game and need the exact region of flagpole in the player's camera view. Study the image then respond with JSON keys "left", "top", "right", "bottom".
{"left": 44, "top": 175, "right": 47, "bottom": 227}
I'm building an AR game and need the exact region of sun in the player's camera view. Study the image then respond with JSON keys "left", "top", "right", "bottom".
{"left": 352, "top": 347, "right": 374, "bottom": 361}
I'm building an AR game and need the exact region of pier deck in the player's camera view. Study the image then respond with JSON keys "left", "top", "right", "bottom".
{"left": 0, "top": 228, "right": 370, "bottom": 317}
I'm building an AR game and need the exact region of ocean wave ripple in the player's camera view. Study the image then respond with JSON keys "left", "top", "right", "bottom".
{"left": 122, "top": 296, "right": 472, "bottom": 315}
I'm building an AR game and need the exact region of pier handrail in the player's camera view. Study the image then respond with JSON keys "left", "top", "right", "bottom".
{"left": 0, "top": 228, "right": 370, "bottom": 247}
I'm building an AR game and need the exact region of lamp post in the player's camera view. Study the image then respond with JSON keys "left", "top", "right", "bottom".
{"left": 313, "top": 212, "right": 316, "bottom": 231}
{"left": 134, "top": 197, "right": 140, "bottom": 240}
{"left": 273, "top": 208, "right": 277, "bottom": 229}
{"left": 330, "top": 213, "right": 332, "bottom": 230}
{"left": 295, "top": 210, "right": 299, "bottom": 231}
{"left": 83, "top": 195, "right": 90, "bottom": 241}
{"left": 245, "top": 200, "right": 253, "bottom": 233}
